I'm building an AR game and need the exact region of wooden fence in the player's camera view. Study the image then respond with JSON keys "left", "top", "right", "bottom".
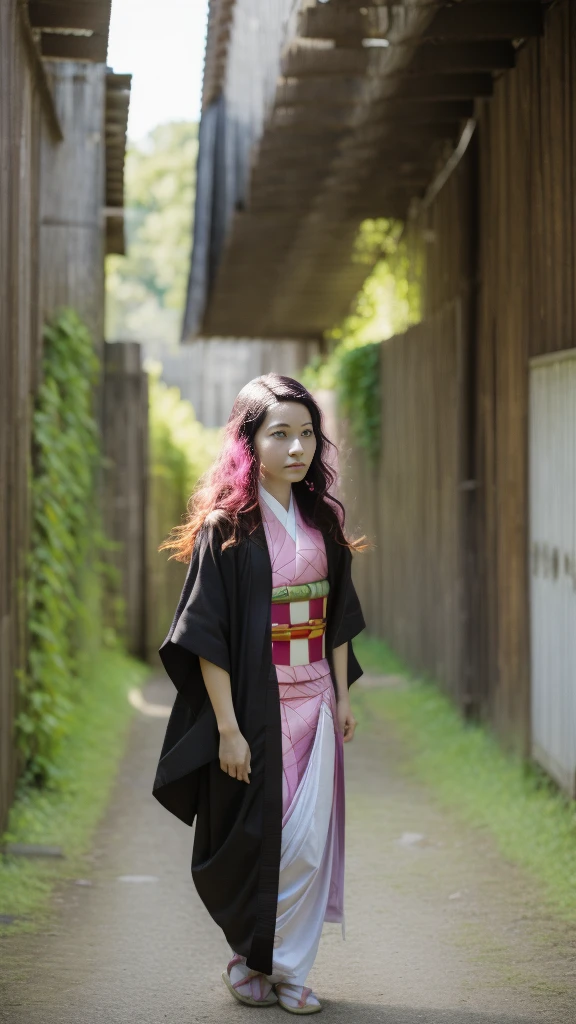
{"left": 0, "top": 10, "right": 109, "bottom": 831}
{"left": 340, "top": 315, "right": 467, "bottom": 704}
{"left": 102, "top": 344, "right": 149, "bottom": 659}
{"left": 0, "top": 2, "right": 58, "bottom": 833}
{"left": 341, "top": 0, "right": 576, "bottom": 764}
{"left": 474, "top": 0, "right": 576, "bottom": 749}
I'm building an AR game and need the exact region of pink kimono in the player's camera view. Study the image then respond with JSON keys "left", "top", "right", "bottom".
{"left": 258, "top": 481, "right": 345, "bottom": 986}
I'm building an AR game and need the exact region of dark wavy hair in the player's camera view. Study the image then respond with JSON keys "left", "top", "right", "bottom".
{"left": 159, "top": 373, "right": 368, "bottom": 562}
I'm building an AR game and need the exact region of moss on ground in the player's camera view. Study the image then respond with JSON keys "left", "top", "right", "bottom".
{"left": 352, "top": 634, "right": 576, "bottom": 924}
{"left": 0, "top": 649, "right": 150, "bottom": 935}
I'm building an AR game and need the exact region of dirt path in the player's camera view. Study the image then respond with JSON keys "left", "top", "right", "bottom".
{"left": 1, "top": 675, "right": 575, "bottom": 1023}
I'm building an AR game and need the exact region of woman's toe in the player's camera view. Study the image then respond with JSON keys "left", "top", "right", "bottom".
{"left": 277, "top": 983, "right": 321, "bottom": 1008}
{"left": 229, "top": 962, "right": 273, "bottom": 1001}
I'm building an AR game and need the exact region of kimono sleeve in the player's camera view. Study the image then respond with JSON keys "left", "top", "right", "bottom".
{"left": 332, "top": 545, "right": 366, "bottom": 688}
{"left": 159, "top": 523, "right": 230, "bottom": 710}
{"left": 333, "top": 546, "right": 366, "bottom": 648}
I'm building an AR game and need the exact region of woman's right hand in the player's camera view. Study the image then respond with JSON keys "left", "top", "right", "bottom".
{"left": 218, "top": 726, "right": 251, "bottom": 783}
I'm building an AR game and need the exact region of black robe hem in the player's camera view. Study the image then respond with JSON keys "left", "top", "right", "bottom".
{"left": 245, "top": 663, "right": 283, "bottom": 974}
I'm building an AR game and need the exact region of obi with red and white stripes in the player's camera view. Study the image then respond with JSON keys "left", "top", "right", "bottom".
{"left": 271, "top": 579, "right": 330, "bottom": 667}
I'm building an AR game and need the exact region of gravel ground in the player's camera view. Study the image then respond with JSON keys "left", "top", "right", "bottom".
{"left": 1, "top": 675, "right": 575, "bottom": 1024}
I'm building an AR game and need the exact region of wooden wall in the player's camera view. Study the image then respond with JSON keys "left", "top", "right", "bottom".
{"left": 0, "top": 11, "right": 110, "bottom": 831}
{"left": 41, "top": 62, "right": 107, "bottom": 353}
{"left": 0, "top": 2, "right": 57, "bottom": 832}
{"left": 163, "top": 337, "right": 320, "bottom": 428}
{"left": 340, "top": 144, "right": 476, "bottom": 706}
{"left": 341, "top": 320, "right": 467, "bottom": 702}
{"left": 474, "top": 0, "right": 576, "bottom": 751}
{"left": 342, "top": 0, "right": 576, "bottom": 757}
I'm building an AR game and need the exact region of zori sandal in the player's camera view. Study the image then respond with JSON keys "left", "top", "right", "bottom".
{"left": 275, "top": 982, "right": 322, "bottom": 1014}
{"left": 222, "top": 954, "right": 278, "bottom": 1007}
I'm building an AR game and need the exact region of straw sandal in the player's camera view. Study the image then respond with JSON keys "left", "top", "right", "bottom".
{"left": 222, "top": 955, "right": 278, "bottom": 1007}
{"left": 275, "top": 982, "right": 322, "bottom": 1015}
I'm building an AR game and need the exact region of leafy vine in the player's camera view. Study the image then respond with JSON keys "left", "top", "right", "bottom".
{"left": 302, "top": 218, "right": 422, "bottom": 464}
{"left": 17, "top": 309, "right": 103, "bottom": 786}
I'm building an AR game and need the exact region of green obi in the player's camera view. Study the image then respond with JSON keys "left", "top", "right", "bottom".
{"left": 271, "top": 578, "right": 330, "bottom": 604}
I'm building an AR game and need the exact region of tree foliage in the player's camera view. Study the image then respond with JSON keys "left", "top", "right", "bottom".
{"left": 302, "top": 218, "right": 422, "bottom": 462}
{"left": 146, "top": 365, "right": 223, "bottom": 650}
{"left": 148, "top": 361, "right": 222, "bottom": 502}
{"left": 106, "top": 122, "right": 198, "bottom": 349}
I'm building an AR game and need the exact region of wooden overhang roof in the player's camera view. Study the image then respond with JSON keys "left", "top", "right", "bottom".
{"left": 186, "top": 0, "right": 547, "bottom": 340}
{"left": 27, "top": 0, "right": 113, "bottom": 63}
{"left": 202, "top": 0, "right": 236, "bottom": 108}
{"left": 23, "top": 4, "right": 129, "bottom": 253}
{"left": 105, "top": 71, "right": 131, "bottom": 256}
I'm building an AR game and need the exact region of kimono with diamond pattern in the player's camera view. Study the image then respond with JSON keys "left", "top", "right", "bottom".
{"left": 257, "top": 483, "right": 345, "bottom": 985}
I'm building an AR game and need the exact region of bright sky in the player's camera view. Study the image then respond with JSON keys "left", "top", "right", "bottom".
{"left": 108, "top": 0, "right": 209, "bottom": 141}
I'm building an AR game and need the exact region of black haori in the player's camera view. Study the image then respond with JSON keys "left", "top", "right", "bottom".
{"left": 152, "top": 515, "right": 366, "bottom": 974}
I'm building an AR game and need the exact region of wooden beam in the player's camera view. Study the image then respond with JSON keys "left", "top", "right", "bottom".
{"left": 424, "top": 3, "right": 544, "bottom": 42}
{"left": 106, "top": 92, "right": 130, "bottom": 109}
{"left": 298, "top": 6, "right": 385, "bottom": 43}
{"left": 271, "top": 108, "right": 355, "bottom": 130}
{"left": 40, "top": 31, "right": 108, "bottom": 63}
{"left": 252, "top": 163, "right": 333, "bottom": 182}
{"left": 352, "top": 120, "right": 459, "bottom": 146}
{"left": 17, "top": 3, "right": 63, "bottom": 139}
{"left": 107, "top": 73, "right": 132, "bottom": 90}
{"left": 249, "top": 176, "right": 331, "bottom": 193}
{"left": 302, "top": 0, "right": 394, "bottom": 7}
{"left": 402, "top": 41, "right": 516, "bottom": 75}
{"left": 29, "top": 1, "right": 111, "bottom": 32}
{"left": 374, "top": 99, "right": 475, "bottom": 121}
{"left": 263, "top": 125, "right": 348, "bottom": 142}
{"left": 282, "top": 46, "right": 368, "bottom": 78}
{"left": 390, "top": 73, "right": 494, "bottom": 101}
{"left": 256, "top": 146, "right": 341, "bottom": 164}
{"left": 102, "top": 111, "right": 128, "bottom": 126}
{"left": 300, "top": 2, "right": 544, "bottom": 45}
{"left": 276, "top": 78, "right": 365, "bottom": 107}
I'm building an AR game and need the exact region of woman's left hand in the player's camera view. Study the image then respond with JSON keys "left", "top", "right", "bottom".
{"left": 337, "top": 697, "right": 356, "bottom": 743}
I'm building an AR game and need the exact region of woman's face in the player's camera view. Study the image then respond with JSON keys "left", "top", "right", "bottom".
{"left": 253, "top": 401, "right": 317, "bottom": 487}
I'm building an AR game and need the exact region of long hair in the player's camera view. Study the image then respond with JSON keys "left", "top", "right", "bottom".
{"left": 159, "top": 373, "right": 368, "bottom": 562}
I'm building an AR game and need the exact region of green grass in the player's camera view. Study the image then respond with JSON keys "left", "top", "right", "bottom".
{"left": 0, "top": 648, "right": 150, "bottom": 934}
{"left": 352, "top": 634, "right": 576, "bottom": 923}
{"left": 352, "top": 633, "right": 409, "bottom": 676}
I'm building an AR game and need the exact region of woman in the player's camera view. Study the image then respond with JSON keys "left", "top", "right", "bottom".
{"left": 153, "top": 374, "right": 366, "bottom": 1013}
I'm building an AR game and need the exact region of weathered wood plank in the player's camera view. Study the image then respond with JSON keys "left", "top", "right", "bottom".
{"left": 40, "top": 34, "right": 109, "bottom": 63}
{"left": 425, "top": 3, "right": 544, "bottom": 42}
{"left": 102, "top": 344, "right": 148, "bottom": 659}
{"left": 401, "top": 41, "right": 517, "bottom": 75}
{"left": 28, "top": 1, "right": 110, "bottom": 32}
{"left": 0, "top": 6, "right": 117, "bottom": 831}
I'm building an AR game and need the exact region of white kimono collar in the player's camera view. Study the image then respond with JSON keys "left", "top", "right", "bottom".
{"left": 258, "top": 481, "right": 297, "bottom": 544}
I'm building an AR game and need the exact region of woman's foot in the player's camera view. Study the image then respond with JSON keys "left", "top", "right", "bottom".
{"left": 275, "top": 982, "right": 322, "bottom": 1015}
{"left": 222, "top": 955, "right": 277, "bottom": 1007}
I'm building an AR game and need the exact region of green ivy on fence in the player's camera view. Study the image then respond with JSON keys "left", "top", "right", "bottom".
{"left": 337, "top": 340, "right": 382, "bottom": 461}
{"left": 302, "top": 218, "right": 422, "bottom": 464}
{"left": 147, "top": 360, "right": 223, "bottom": 502}
{"left": 146, "top": 363, "right": 222, "bottom": 651}
{"left": 17, "top": 309, "right": 104, "bottom": 787}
